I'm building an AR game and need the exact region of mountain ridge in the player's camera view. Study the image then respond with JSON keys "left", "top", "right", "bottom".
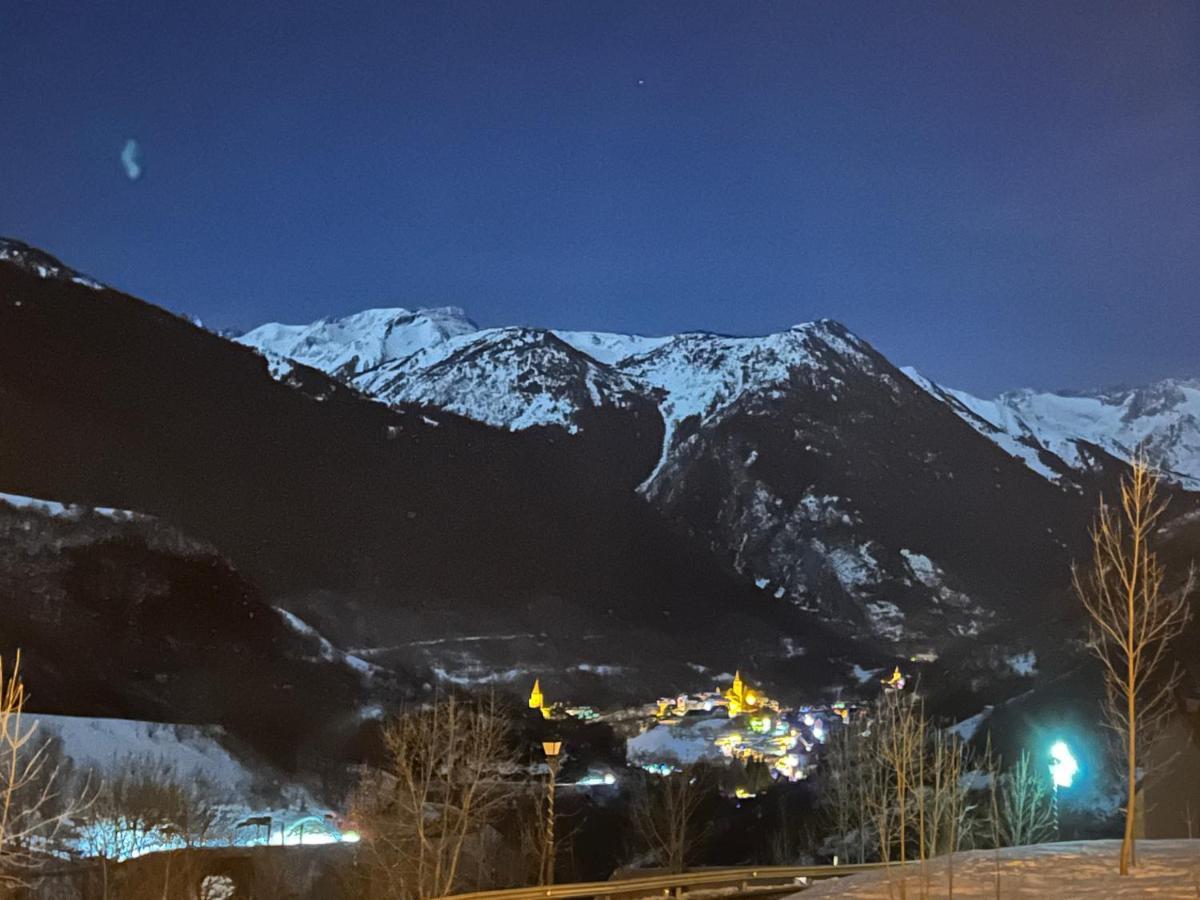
{"left": 239, "top": 304, "right": 1200, "bottom": 490}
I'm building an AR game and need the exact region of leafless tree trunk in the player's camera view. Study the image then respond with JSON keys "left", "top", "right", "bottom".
{"left": 0, "top": 652, "right": 89, "bottom": 892}
{"left": 998, "top": 749, "right": 1055, "bottom": 848}
{"left": 1073, "top": 455, "right": 1194, "bottom": 874}
{"left": 351, "top": 693, "right": 517, "bottom": 900}
{"left": 629, "top": 763, "right": 711, "bottom": 874}
{"left": 924, "top": 729, "right": 970, "bottom": 897}
{"left": 819, "top": 725, "right": 858, "bottom": 862}
{"left": 984, "top": 736, "right": 1002, "bottom": 900}
{"left": 873, "top": 690, "right": 924, "bottom": 899}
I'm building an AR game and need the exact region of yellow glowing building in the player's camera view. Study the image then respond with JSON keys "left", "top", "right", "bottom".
{"left": 530, "top": 679, "right": 554, "bottom": 720}
{"left": 882, "top": 667, "right": 907, "bottom": 691}
{"left": 724, "top": 670, "right": 762, "bottom": 717}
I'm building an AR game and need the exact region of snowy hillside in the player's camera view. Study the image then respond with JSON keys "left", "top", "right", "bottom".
{"left": 35, "top": 714, "right": 258, "bottom": 792}
{"left": 905, "top": 368, "right": 1200, "bottom": 489}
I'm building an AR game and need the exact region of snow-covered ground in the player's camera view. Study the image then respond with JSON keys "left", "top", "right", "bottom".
{"left": 797, "top": 840, "right": 1200, "bottom": 898}
{"left": 34, "top": 713, "right": 356, "bottom": 858}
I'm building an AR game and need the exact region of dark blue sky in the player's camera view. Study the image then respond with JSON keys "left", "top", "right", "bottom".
{"left": 2, "top": 1, "right": 1196, "bottom": 394}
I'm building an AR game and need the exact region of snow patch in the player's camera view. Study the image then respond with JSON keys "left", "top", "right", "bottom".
{"left": 1006, "top": 651, "right": 1037, "bottom": 676}
{"left": 864, "top": 600, "right": 904, "bottom": 641}
{"left": 900, "top": 549, "right": 939, "bottom": 587}
{"left": 851, "top": 664, "right": 883, "bottom": 685}
{"left": 948, "top": 706, "right": 993, "bottom": 741}
{"left": 275, "top": 609, "right": 379, "bottom": 678}
{"left": 0, "top": 491, "right": 143, "bottom": 521}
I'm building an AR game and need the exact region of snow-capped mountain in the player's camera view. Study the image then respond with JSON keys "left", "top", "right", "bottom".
{"left": 239, "top": 306, "right": 478, "bottom": 381}
{"left": 354, "top": 328, "right": 652, "bottom": 431}
{"left": 236, "top": 306, "right": 1105, "bottom": 646}
{"left": 238, "top": 309, "right": 883, "bottom": 451}
{"left": 905, "top": 368, "right": 1200, "bottom": 490}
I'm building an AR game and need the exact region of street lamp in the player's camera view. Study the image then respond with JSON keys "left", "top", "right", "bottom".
{"left": 1048, "top": 740, "right": 1078, "bottom": 839}
{"left": 542, "top": 741, "right": 563, "bottom": 886}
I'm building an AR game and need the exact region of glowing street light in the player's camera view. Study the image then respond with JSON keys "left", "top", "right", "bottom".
{"left": 1049, "top": 740, "right": 1078, "bottom": 788}
{"left": 541, "top": 740, "right": 563, "bottom": 886}
{"left": 1048, "top": 739, "right": 1078, "bottom": 840}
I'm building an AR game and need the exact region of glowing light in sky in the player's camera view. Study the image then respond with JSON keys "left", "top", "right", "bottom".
{"left": 121, "top": 139, "right": 142, "bottom": 180}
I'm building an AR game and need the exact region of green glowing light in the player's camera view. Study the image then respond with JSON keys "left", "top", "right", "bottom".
{"left": 1049, "top": 740, "right": 1078, "bottom": 788}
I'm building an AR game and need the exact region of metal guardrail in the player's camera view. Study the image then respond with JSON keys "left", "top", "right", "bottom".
{"left": 433, "top": 862, "right": 889, "bottom": 900}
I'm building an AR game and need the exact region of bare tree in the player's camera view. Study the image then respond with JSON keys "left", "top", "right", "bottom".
{"left": 351, "top": 694, "right": 517, "bottom": 899}
{"left": 998, "top": 750, "right": 1055, "bottom": 847}
{"left": 818, "top": 725, "right": 856, "bottom": 862}
{"left": 924, "top": 729, "right": 972, "bottom": 897}
{"left": 0, "top": 652, "right": 89, "bottom": 891}
{"left": 628, "top": 763, "right": 711, "bottom": 874}
{"left": 78, "top": 758, "right": 219, "bottom": 861}
{"left": 1072, "top": 455, "right": 1194, "bottom": 874}
{"left": 818, "top": 719, "right": 877, "bottom": 864}
{"left": 872, "top": 689, "right": 925, "bottom": 897}
{"left": 76, "top": 758, "right": 222, "bottom": 900}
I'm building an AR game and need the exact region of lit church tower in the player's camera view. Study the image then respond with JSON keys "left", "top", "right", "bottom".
{"left": 724, "top": 670, "right": 760, "bottom": 716}
{"left": 529, "top": 679, "right": 544, "bottom": 710}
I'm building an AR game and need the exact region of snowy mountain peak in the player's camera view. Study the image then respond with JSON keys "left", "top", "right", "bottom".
{"left": 238, "top": 306, "right": 478, "bottom": 380}
{"left": 237, "top": 304, "right": 892, "bottom": 441}
{"left": 354, "top": 325, "right": 648, "bottom": 431}
{"left": 907, "top": 367, "right": 1200, "bottom": 489}
{"left": 0, "top": 238, "right": 104, "bottom": 290}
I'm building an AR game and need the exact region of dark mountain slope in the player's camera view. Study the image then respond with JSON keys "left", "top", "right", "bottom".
{"left": 0, "top": 260, "right": 865, "bottom": 702}
{"left": 0, "top": 499, "right": 377, "bottom": 769}
{"left": 643, "top": 325, "right": 1105, "bottom": 649}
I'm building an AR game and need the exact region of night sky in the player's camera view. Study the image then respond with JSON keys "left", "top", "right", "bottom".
{"left": 2, "top": 1, "right": 1196, "bottom": 395}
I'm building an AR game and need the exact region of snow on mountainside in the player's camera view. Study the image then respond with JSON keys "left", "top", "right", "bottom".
{"left": 0, "top": 237, "right": 104, "bottom": 290}
{"left": 353, "top": 327, "right": 649, "bottom": 431}
{"left": 618, "top": 321, "right": 880, "bottom": 487}
{"left": 230, "top": 306, "right": 1099, "bottom": 648}
{"left": 238, "top": 306, "right": 478, "bottom": 381}
{"left": 905, "top": 367, "right": 1200, "bottom": 489}
{"left": 551, "top": 328, "right": 674, "bottom": 365}
{"left": 238, "top": 308, "right": 881, "bottom": 443}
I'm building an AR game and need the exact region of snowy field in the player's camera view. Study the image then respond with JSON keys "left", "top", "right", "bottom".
{"left": 797, "top": 840, "right": 1200, "bottom": 898}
